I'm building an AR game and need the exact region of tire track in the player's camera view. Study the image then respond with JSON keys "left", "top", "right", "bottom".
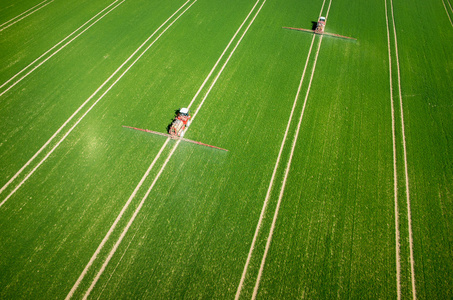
{"left": 0, "top": 0, "right": 54, "bottom": 32}
{"left": 234, "top": 15, "right": 319, "bottom": 300}
{"left": 384, "top": 0, "right": 401, "bottom": 297}
{"left": 386, "top": 0, "right": 417, "bottom": 297}
{"left": 234, "top": 0, "right": 329, "bottom": 297}
{"left": 0, "top": 0, "right": 193, "bottom": 208}
{"left": 250, "top": 1, "right": 333, "bottom": 296}
{"left": 0, "top": 0, "right": 125, "bottom": 98}
{"left": 441, "top": 0, "right": 453, "bottom": 26}
{"left": 390, "top": 0, "right": 417, "bottom": 295}
{"left": 65, "top": 137, "right": 172, "bottom": 299}
{"left": 66, "top": 0, "right": 267, "bottom": 297}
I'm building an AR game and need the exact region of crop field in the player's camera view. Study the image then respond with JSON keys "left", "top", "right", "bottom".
{"left": 0, "top": 0, "right": 452, "bottom": 298}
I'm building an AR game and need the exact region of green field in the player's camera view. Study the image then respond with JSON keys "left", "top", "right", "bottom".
{"left": 0, "top": 0, "right": 452, "bottom": 298}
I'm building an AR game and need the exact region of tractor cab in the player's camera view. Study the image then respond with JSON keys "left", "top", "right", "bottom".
{"left": 177, "top": 108, "right": 190, "bottom": 125}
{"left": 179, "top": 107, "right": 190, "bottom": 118}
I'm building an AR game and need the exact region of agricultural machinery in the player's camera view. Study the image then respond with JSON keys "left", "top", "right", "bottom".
{"left": 283, "top": 16, "right": 356, "bottom": 40}
{"left": 123, "top": 107, "right": 227, "bottom": 151}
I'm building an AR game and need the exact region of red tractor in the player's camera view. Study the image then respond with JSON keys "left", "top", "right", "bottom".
{"left": 315, "top": 16, "right": 326, "bottom": 34}
{"left": 123, "top": 107, "right": 228, "bottom": 151}
{"left": 168, "top": 108, "right": 191, "bottom": 137}
{"left": 282, "top": 16, "right": 356, "bottom": 40}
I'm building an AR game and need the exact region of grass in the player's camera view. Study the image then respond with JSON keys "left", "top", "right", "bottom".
{"left": 0, "top": 0, "right": 452, "bottom": 298}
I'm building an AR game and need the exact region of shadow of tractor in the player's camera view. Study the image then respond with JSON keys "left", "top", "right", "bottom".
{"left": 166, "top": 109, "right": 181, "bottom": 133}
{"left": 311, "top": 21, "right": 317, "bottom": 30}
